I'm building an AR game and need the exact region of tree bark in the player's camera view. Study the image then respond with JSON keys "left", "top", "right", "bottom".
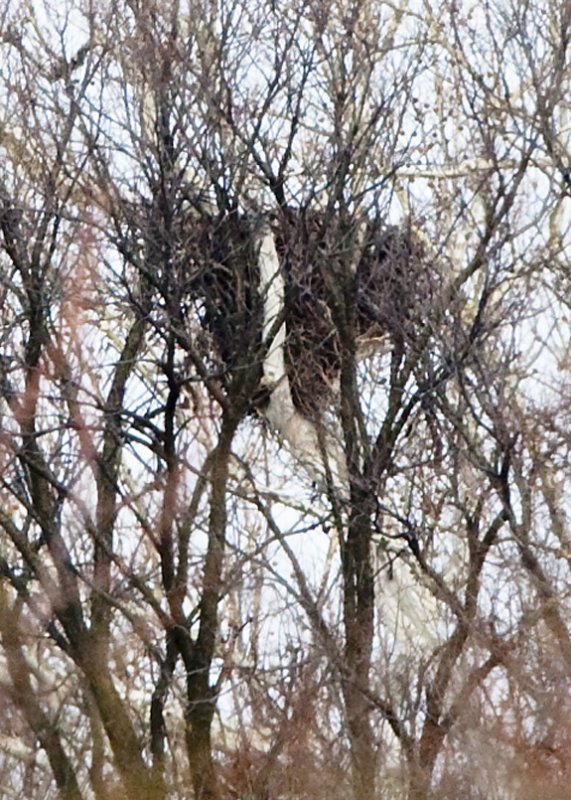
{"left": 341, "top": 499, "right": 376, "bottom": 800}
{"left": 184, "top": 415, "right": 238, "bottom": 800}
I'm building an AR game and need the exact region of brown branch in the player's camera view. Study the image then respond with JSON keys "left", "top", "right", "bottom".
{"left": 0, "top": 586, "right": 83, "bottom": 800}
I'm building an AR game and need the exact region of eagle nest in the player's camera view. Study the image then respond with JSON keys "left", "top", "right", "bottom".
{"left": 179, "top": 207, "right": 432, "bottom": 418}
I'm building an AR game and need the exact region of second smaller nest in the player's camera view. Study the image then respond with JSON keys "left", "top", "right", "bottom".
{"left": 273, "top": 208, "right": 432, "bottom": 418}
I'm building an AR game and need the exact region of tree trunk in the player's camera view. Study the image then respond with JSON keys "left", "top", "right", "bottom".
{"left": 342, "top": 492, "right": 377, "bottom": 800}
{"left": 184, "top": 416, "right": 238, "bottom": 800}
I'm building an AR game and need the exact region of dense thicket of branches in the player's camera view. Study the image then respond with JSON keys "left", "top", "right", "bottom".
{"left": 0, "top": 1, "right": 570, "bottom": 799}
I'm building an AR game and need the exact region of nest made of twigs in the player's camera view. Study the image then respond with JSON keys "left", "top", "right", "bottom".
{"left": 273, "top": 208, "right": 431, "bottom": 417}
{"left": 178, "top": 206, "right": 432, "bottom": 417}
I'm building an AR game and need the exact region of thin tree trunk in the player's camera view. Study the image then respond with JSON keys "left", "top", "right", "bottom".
{"left": 185, "top": 415, "right": 238, "bottom": 800}
{"left": 341, "top": 492, "right": 377, "bottom": 800}
{"left": 0, "top": 586, "right": 83, "bottom": 800}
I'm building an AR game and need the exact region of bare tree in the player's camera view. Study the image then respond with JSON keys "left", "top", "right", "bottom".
{"left": 0, "top": 1, "right": 570, "bottom": 799}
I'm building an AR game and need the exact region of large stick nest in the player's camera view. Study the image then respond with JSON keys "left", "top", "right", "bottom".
{"left": 178, "top": 207, "right": 433, "bottom": 417}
